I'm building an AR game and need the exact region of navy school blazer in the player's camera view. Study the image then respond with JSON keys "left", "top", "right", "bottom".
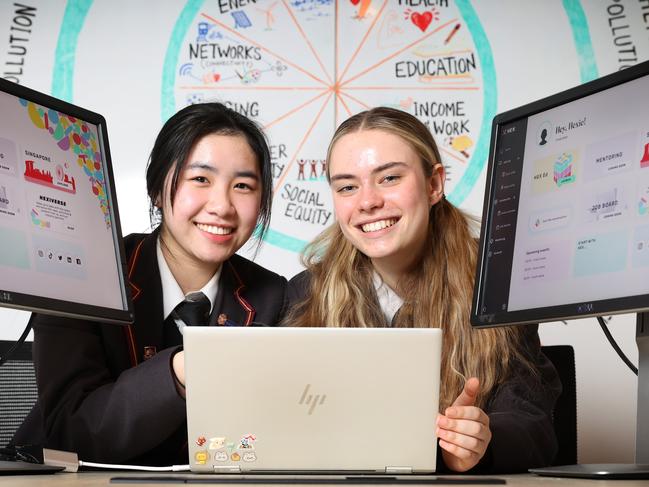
{"left": 16, "top": 231, "right": 288, "bottom": 466}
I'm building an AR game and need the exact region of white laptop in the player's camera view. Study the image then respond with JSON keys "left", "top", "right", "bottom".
{"left": 183, "top": 327, "right": 442, "bottom": 475}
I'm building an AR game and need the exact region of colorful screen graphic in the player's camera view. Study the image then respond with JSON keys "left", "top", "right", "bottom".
{"left": 0, "top": 88, "right": 127, "bottom": 314}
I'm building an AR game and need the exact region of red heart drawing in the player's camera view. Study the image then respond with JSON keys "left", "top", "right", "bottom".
{"left": 411, "top": 12, "right": 433, "bottom": 32}
{"left": 351, "top": 0, "right": 360, "bottom": 5}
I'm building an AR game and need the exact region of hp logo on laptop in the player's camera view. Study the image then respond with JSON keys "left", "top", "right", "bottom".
{"left": 298, "top": 384, "right": 326, "bottom": 415}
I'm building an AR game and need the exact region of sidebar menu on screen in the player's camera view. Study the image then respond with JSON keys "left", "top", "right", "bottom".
{"left": 477, "top": 119, "right": 527, "bottom": 322}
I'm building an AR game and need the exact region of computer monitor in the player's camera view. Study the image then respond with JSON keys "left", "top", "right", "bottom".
{"left": 471, "top": 61, "right": 649, "bottom": 476}
{"left": 0, "top": 78, "right": 133, "bottom": 325}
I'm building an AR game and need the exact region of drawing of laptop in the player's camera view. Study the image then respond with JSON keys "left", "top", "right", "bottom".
{"left": 183, "top": 327, "right": 442, "bottom": 475}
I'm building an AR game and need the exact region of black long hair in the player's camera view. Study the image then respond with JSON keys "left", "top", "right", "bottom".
{"left": 146, "top": 102, "right": 273, "bottom": 242}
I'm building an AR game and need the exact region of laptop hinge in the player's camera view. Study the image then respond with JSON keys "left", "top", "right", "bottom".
{"left": 213, "top": 466, "right": 241, "bottom": 473}
{"left": 385, "top": 466, "right": 413, "bottom": 474}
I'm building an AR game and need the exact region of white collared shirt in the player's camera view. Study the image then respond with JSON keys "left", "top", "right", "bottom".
{"left": 372, "top": 272, "right": 404, "bottom": 326}
{"left": 156, "top": 239, "right": 221, "bottom": 332}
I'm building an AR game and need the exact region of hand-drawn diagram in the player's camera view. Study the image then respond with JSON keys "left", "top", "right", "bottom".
{"left": 42, "top": 0, "right": 621, "bottom": 256}
{"left": 168, "top": 0, "right": 492, "bottom": 252}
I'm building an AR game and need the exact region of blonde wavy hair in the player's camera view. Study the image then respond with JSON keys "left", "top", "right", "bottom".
{"left": 285, "top": 107, "right": 531, "bottom": 411}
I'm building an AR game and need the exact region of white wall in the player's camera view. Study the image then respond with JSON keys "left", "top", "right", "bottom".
{"left": 1, "top": 0, "right": 648, "bottom": 463}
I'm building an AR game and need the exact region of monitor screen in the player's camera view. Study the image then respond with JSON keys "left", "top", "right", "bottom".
{"left": 0, "top": 78, "right": 133, "bottom": 324}
{"left": 472, "top": 61, "right": 649, "bottom": 327}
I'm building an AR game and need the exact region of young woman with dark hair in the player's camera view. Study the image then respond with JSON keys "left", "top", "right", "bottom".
{"left": 22, "top": 103, "right": 287, "bottom": 465}
{"left": 285, "top": 107, "right": 561, "bottom": 474}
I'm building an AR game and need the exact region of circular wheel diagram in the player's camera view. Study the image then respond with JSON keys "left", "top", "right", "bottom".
{"left": 51, "top": 1, "right": 596, "bottom": 254}
{"left": 166, "top": 0, "right": 494, "bottom": 252}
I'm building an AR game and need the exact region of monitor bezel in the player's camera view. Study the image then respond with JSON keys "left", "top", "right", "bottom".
{"left": 0, "top": 78, "right": 134, "bottom": 325}
{"left": 471, "top": 60, "right": 649, "bottom": 328}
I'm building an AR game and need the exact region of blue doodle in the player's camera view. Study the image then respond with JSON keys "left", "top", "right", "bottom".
{"left": 232, "top": 10, "right": 252, "bottom": 28}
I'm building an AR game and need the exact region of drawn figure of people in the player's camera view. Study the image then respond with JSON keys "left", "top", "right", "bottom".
{"left": 297, "top": 159, "right": 306, "bottom": 180}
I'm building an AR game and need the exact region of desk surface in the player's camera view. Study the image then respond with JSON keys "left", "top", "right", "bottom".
{"left": 0, "top": 472, "right": 647, "bottom": 486}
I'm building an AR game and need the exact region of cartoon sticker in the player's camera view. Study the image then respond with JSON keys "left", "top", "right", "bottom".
{"left": 208, "top": 437, "right": 226, "bottom": 449}
{"left": 242, "top": 452, "right": 257, "bottom": 462}
{"left": 195, "top": 450, "right": 209, "bottom": 465}
{"left": 196, "top": 436, "right": 206, "bottom": 447}
{"left": 239, "top": 433, "right": 256, "bottom": 450}
{"left": 231, "top": 452, "right": 241, "bottom": 462}
{"left": 214, "top": 451, "right": 228, "bottom": 462}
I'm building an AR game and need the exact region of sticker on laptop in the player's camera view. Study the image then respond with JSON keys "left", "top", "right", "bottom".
{"left": 208, "top": 437, "right": 226, "bottom": 449}
{"left": 196, "top": 436, "right": 206, "bottom": 447}
{"left": 214, "top": 451, "right": 228, "bottom": 462}
{"left": 231, "top": 452, "right": 241, "bottom": 462}
{"left": 242, "top": 452, "right": 257, "bottom": 462}
{"left": 238, "top": 433, "right": 257, "bottom": 450}
{"left": 195, "top": 450, "right": 209, "bottom": 465}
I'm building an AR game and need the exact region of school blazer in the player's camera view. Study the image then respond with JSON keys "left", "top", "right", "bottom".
{"left": 22, "top": 231, "right": 288, "bottom": 466}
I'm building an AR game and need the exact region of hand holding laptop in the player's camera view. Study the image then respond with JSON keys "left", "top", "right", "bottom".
{"left": 171, "top": 351, "right": 186, "bottom": 396}
{"left": 436, "top": 378, "right": 492, "bottom": 472}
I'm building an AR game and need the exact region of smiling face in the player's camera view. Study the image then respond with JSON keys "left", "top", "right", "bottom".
{"left": 159, "top": 133, "right": 261, "bottom": 285}
{"left": 329, "top": 129, "right": 444, "bottom": 280}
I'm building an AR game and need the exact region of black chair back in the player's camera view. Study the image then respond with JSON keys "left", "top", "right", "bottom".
{"left": 0, "top": 340, "right": 37, "bottom": 448}
{"left": 542, "top": 345, "right": 577, "bottom": 466}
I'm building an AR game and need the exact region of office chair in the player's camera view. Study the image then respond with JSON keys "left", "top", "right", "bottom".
{"left": 541, "top": 345, "right": 578, "bottom": 466}
{"left": 0, "top": 340, "right": 37, "bottom": 449}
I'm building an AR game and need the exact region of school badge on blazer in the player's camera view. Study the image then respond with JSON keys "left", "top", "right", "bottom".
{"left": 143, "top": 346, "right": 157, "bottom": 360}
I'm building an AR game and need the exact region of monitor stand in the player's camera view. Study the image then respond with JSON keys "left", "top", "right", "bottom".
{"left": 530, "top": 311, "right": 649, "bottom": 479}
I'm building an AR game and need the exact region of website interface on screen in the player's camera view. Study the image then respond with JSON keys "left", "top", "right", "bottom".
{"left": 0, "top": 91, "right": 127, "bottom": 311}
{"left": 480, "top": 75, "right": 649, "bottom": 316}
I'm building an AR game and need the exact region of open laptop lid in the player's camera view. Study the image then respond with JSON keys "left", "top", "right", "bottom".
{"left": 183, "top": 327, "right": 442, "bottom": 475}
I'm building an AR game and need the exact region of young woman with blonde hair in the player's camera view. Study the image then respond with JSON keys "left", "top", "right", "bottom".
{"left": 286, "top": 107, "right": 560, "bottom": 473}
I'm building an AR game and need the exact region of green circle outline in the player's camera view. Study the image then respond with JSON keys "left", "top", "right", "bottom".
{"left": 51, "top": 0, "right": 94, "bottom": 101}
{"left": 52, "top": 0, "right": 597, "bottom": 254}
{"left": 161, "top": 0, "right": 497, "bottom": 252}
